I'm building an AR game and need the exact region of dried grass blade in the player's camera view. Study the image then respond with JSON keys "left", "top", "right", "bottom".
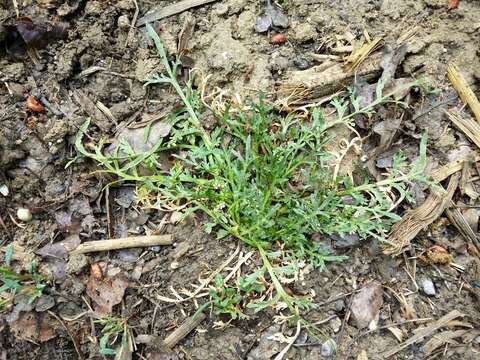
{"left": 447, "top": 63, "right": 480, "bottom": 123}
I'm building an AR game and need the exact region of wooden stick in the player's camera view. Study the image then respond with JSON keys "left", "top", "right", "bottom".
{"left": 137, "top": 0, "right": 218, "bottom": 26}
{"left": 163, "top": 312, "right": 206, "bottom": 348}
{"left": 382, "top": 310, "right": 464, "bottom": 358}
{"left": 432, "top": 155, "right": 480, "bottom": 182}
{"left": 70, "top": 234, "right": 174, "bottom": 254}
{"left": 447, "top": 63, "right": 480, "bottom": 123}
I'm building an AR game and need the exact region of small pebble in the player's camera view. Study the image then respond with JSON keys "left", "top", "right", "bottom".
{"left": 17, "top": 208, "right": 32, "bottom": 222}
{"left": 271, "top": 33, "right": 286, "bottom": 45}
{"left": 329, "top": 316, "right": 342, "bottom": 333}
{"left": 255, "top": 15, "right": 272, "bottom": 33}
{"left": 293, "top": 56, "right": 309, "bottom": 70}
{"left": 321, "top": 338, "right": 337, "bottom": 357}
{"left": 0, "top": 184, "right": 9, "bottom": 196}
{"left": 420, "top": 277, "right": 436, "bottom": 296}
{"left": 170, "top": 211, "right": 183, "bottom": 224}
{"left": 35, "top": 295, "right": 55, "bottom": 312}
{"left": 334, "top": 299, "right": 345, "bottom": 312}
{"left": 117, "top": 14, "right": 130, "bottom": 30}
{"left": 151, "top": 246, "right": 162, "bottom": 253}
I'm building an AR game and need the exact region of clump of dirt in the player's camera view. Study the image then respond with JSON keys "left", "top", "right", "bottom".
{"left": 1, "top": 0, "right": 480, "bottom": 359}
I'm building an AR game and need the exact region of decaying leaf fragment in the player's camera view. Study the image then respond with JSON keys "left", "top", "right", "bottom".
{"left": 0, "top": 17, "right": 68, "bottom": 57}
{"left": 10, "top": 311, "right": 58, "bottom": 342}
{"left": 86, "top": 266, "right": 128, "bottom": 316}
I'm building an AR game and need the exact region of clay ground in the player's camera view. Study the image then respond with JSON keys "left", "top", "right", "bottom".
{"left": 1, "top": 0, "right": 480, "bottom": 359}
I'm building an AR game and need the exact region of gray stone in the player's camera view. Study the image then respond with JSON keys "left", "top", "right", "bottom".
{"left": 321, "top": 339, "right": 337, "bottom": 357}
{"left": 35, "top": 295, "right": 55, "bottom": 312}
{"left": 420, "top": 277, "right": 436, "bottom": 296}
{"left": 291, "top": 22, "right": 317, "bottom": 43}
{"left": 66, "top": 254, "right": 89, "bottom": 275}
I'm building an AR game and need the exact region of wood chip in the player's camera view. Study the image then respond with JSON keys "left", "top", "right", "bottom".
{"left": 357, "top": 350, "right": 368, "bottom": 360}
{"left": 178, "top": 14, "right": 196, "bottom": 55}
{"left": 445, "top": 110, "right": 480, "bottom": 150}
{"left": 344, "top": 37, "right": 383, "bottom": 71}
{"left": 423, "top": 329, "right": 468, "bottom": 355}
{"left": 387, "top": 326, "right": 404, "bottom": 342}
{"left": 277, "top": 52, "right": 383, "bottom": 104}
{"left": 432, "top": 155, "right": 480, "bottom": 182}
{"left": 445, "top": 203, "right": 480, "bottom": 254}
{"left": 447, "top": 63, "right": 480, "bottom": 123}
{"left": 384, "top": 173, "right": 460, "bottom": 255}
{"left": 137, "top": 0, "right": 218, "bottom": 26}
{"left": 382, "top": 310, "right": 464, "bottom": 358}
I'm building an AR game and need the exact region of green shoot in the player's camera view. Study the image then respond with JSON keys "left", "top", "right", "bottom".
{"left": 0, "top": 259, "right": 47, "bottom": 311}
{"left": 94, "top": 316, "right": 128, "bottom": 356}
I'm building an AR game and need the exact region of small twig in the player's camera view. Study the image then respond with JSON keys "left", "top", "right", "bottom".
{"left": 313, "top": 314, "right": 337, "bottom": 326}
{"left": 354, "top": 317, "right": 432, "bottom": 341}
{"left": 163, "top": 312, "right": 206, "bottom": 348}
{"left": 48, "top": 310, "right": 84, "bottom": 360}
{"left": 12, "top": 0, "right": 19, "bottom": 17}
{"left": 105, "top": 187, "right": 114, "bottom": 239}
{"left": 274, "top": 321, "right": 302, "bottom": 360}
{"left": 447, "top": 63, "right": 480, "bottom": 123}
{"left": 0, "top": 215, "right": 11, "bottom": 243}
{"left": 125, "top": 0, "right": 139, "bottom": 47}
{"left": 223, "top": 251, "right": 253, "bottom": 284}
{"left": 337, "top": 290, "right": 355, "bottom": 345}
{"left": 70, "top": 234, "right": 174, "bottom": 254}
{"left": 382, "top": 310, "right": 464, "bottom": 358}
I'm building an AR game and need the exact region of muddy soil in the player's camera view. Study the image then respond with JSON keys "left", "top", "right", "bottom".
{"left": 1, "top": 0, "right": 480, "bottom": 359}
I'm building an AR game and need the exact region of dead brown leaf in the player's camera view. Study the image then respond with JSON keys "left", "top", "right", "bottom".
{"left": 86, "top": 270, "right": 128, "bottom": 316}
{"left": 447, "top": 0, "right": 460, "bottom": 10}
{"left": 10, "top": 311, "right": 57, "bottom": 342}
{"left": 1, "top": 17, "right": 68, "bottom": 57}
{"left": 350, "top": 282, "right": 383, "bottom": 330}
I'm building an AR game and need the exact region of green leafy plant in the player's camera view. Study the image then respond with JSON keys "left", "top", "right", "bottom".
{"left": 94, "top": 316, "right": 128, "bottom": 356}
{"left": 75, "top": 24, "right": 431, "bottom": 327}
{"left": 208, "top": 274, "right": 246, "bottom": 320}
{"left": 0, "top": 256, "right": 47, "bottom": 311}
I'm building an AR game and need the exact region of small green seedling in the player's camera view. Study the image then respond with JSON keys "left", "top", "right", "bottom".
{"left": 94, "top": 316, "right": 128, "bottom": 356}
{"left": 209, "top": 274, "right": 245, "bottom": 320}
{"left": 0, "top": 252, "right": 47, "bottom": 311}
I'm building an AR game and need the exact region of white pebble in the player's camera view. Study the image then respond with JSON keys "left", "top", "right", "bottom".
{"left": 420, "top": 277, "right": 436, "bottom": 296}
{"left": 117, "top": 15, "right": 130, "bottom": 30}
{"left": 0, "top": 184, "right": 8, "bottom": 196}
{"left": 17, "top": 208, "right": 32, "bottom": 222}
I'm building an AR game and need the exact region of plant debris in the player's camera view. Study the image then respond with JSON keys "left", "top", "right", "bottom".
{"left": 0, "top": 17, "right": 68, "bottom": 57}
{"left": 86, "top": 267, "right": 128, "bottom": 316}
{"left": 384, "top": 173, "right": 460, "bottom": 255}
